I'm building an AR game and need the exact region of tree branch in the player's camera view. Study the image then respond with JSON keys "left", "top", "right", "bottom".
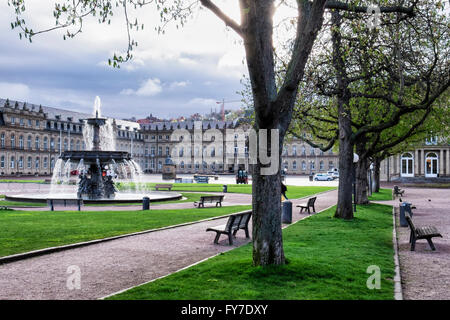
{"left": 200, "top": 0, "right": 243, "bottom": 37}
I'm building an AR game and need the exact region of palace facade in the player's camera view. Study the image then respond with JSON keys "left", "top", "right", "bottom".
{"left": 0, "top": 98, "right": 340, "bottom": 176}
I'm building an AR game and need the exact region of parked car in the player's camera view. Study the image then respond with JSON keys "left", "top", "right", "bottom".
{"left": 70, "top": 170, "right": 79, "bottom": 176}
{"left": 313, "top": 173, "right": 333, "bottom": 181}
{"left": 327, "top": 170, "right": 339, "bottom": 179}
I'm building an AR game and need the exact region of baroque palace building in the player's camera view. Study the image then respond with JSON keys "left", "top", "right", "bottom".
{"left": 0, "top": 98, "right": 340, "bottom": 177}
{"left": 5, "top": 97, "right": 449, "bottom": 180}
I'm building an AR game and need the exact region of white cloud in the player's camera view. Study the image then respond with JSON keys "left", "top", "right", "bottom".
{"left": 0, "top": 82, "right": 30, "bottom": 101}
{"left": 187, "top": 98, "right": 217, "bottom": 106}
{"left": 170, "top": 81, "right": 189, "bottom": 89}
{"left": 121, "top": 78, "right": 162, "bottom": 96}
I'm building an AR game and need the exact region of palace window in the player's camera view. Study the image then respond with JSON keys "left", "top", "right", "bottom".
{"left": 18, "top": 156, "right": 23, "bottom": 169}
{"left": 0, "top": 156, "right": 4, "bottom": 168}
{"left": 11, "top": 134, "right": 15, "bottom": 148}
{"left": 10, "top": 156, "right": 14, "bottom": 169}
{"left": 0, "top": 133, "right": 4, "bottom": 148}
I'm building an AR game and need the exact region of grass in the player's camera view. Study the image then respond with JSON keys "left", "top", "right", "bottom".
{"left": 118, "top": 183, "right": 335, "bottom": 199}
{"left": 368, "top": 188, "right": 393, "bottom": 201}
{"left": 0, "top": 205, "right": 250, "bottom": 257}
{"left": 108, "top": 203, "right": 395, "bottom": 300}
{"left": 0, "top": 179, "right": 45, "bottom": 184}
{"left": 0, "top": 200, "right": 46, "bottom": 207}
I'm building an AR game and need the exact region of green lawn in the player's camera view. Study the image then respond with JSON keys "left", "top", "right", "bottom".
{"left": 369, "top": 188, "right": 393, "bottom": 201}
{"left": 0, "top": 205, "right": 250, "bottom": 257}
{"left": 0, "top": 179, "right": 45, "bottom": 183}
{"left": 0, "top": 200, "right": 46, "bottom": 207}
{"left": 119, "top": 183, "right": 335, "bottom": 199}
{"left": 108, "top": 203, "right": 395, "bottom": 300}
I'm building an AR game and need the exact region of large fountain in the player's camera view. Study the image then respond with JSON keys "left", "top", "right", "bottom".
{"left": 7, "top": 97, "right": 181, "bottom": 204}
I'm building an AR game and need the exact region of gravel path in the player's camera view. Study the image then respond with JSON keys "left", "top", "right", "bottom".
{"left": 374, "top": 188, "right": 450, "bottom": 300}
{"left": 0, "top": 190, "right": 337, "bottom": 300}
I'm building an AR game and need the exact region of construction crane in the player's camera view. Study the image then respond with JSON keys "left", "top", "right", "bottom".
{"left": 216, "top": 99, "right": 241, "bottom": 121}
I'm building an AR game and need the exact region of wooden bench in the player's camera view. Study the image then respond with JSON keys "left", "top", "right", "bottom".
{"left": 47, "top": 198, "right": 83, "bottom": 211}
{"left": 296, "top": 197, "right": 317, "bottom": 214}
{"left": 154, "top": 184, "right": 173, "bottom": 191}
{"left": 206, "top": 210, "right": 252, "bottom": 245}
{"left": 405, "top": 213, "right": 442, "bottom": 251}
{"left": 194, "top": 195, "right": 224, "bottom": 208}
{"left": 393, "top": 185, "right": 405, "bottom": 198}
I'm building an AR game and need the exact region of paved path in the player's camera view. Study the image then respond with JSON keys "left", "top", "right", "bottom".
{"left": 0, "top": 190, "right": 337, "bottom": 300}
{"left": 374, "top": 188, "right": 450, "bottom": 300}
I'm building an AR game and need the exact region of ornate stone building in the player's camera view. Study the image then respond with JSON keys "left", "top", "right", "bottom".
{"left": 1, "top": 98, "right": 340, "bottom": 176}
{"left": 380, "top": 137, "right": 450, "bottom": 181}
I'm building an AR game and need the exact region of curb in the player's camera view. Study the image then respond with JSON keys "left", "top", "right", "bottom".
{"left": 392, "top": 206, "right": 403, "bottom": 300}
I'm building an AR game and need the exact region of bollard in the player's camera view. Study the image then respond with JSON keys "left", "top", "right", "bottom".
{"left": 142, "top": 197, "right": 150, "bottom": 210}
{"left": 282, "top": 201, "right": 292, "bottom": 224}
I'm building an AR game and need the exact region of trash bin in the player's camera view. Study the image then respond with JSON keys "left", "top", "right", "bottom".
{"left": 223, "top": 185, "right": 228, "bottom": 193}
{"left": 309, "top": 175, "right": 314, "bottom": 181}
{"left": 282, "top": 201, "right": 292, "bottom": 224}
{"left": 399, "top": 202, "right": 413, "bottom": 227}
{"left": 142, "top": 197, "right": 150, "bottom": 210}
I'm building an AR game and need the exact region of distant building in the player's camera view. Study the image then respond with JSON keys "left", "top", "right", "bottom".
{"left": 380, "top": 136, "right": 450, "bottom": 181}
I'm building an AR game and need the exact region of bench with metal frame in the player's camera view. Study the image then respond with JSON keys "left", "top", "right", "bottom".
{"left": 194, "top": 195, "right": 224, "bottom": 208}
{"left": 154, "top": 184, "right": 173, "bottom": 191}
{"left": 296, "top": 197, "right": 317, "bottom": 214}
{"left": 405, "top": 213, "right": 442, "bottom": 251}
{"left": 206, "top": 210, "right": 252, "bottom": 245}
{"left": 47, "top": 198, "right": 83, "bottom": 211}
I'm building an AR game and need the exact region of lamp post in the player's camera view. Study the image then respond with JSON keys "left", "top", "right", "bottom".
{"left": 353, "top": 153, "right": 359, "bottom": 213}
{"left": 369, "top": 163, "right": 373, "bottom": 196}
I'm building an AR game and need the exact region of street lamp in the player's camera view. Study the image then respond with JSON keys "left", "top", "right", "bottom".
{"left": 353, "top": 153, "right": 359, "bottom": 213}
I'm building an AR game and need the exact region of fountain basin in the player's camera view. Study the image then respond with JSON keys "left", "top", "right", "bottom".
{"left": 60, "top": 151, "right": 131, "bottom": 162}
{"left": 5, "top": 191, "right": 182, "bottom": 204}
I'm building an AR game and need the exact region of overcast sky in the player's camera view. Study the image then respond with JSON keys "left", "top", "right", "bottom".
{"left": 0, "top": 1, "right": 249, "bottom": 120}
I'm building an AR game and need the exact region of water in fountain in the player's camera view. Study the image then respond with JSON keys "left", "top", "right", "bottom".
{"left": 99, "top": 119, "right": 116, "bottom": 151}
{"left": 49, "top": 158, "right": 64, "bottom": 196}
{"left": 93, "top": 96, "right": 102, "bottom": 118}
{"left": 82, "top": 122, "right": 94, "bottom": 151}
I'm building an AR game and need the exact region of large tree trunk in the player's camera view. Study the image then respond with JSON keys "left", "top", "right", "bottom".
{"left": 335, "top": 112, "right": 354, "bottom": 219}
{"left": 252, "top": 161, "right": 285, "bottom": 266}
{"left": 373, "top": 157, "right": 381, "bottom": 193}
{"left": 355, "top": 156, "right": 370, "bottom": 204}
{"left": 331, "top": 10, "right": 353, "bottom": 220}
{"left": 240, "top": 0, "right": 326, "bottom": 266}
